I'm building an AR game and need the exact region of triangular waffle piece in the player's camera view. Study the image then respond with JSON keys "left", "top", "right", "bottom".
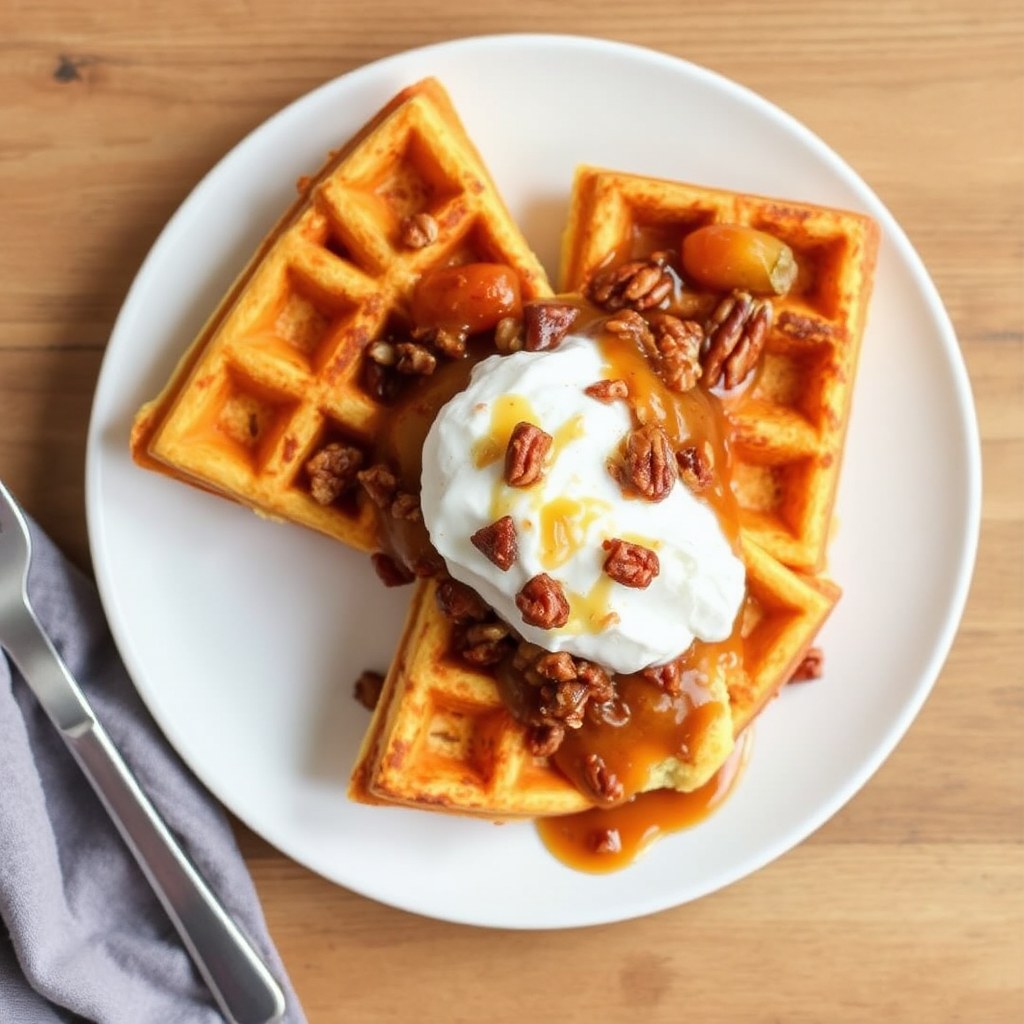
{"left": 560, "top": 167, "right": 879, "bottom": 573}
{"left": 131, "top": 79, "right": 551, "bottom": 551}
{"left": 349, "top": 538, "right": 838, "bottom": 819}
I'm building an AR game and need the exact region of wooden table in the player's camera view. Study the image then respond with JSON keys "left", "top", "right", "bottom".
{"left": 2, "top": 1, "right": 1021, "bottom": 1020}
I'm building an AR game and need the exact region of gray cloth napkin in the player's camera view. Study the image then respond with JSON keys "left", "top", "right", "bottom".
{"left": 0, "top": 518, "right": 307, "bottom": 1024}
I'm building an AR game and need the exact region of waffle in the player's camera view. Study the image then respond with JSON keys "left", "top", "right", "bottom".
{"left": 130, "top": 78, "right": 551, "bottom": 551}
{"left": 560, "top": 167, "right": 879, "bottom": 573}
{"left": 349, "top": 538, "right": 838, "bottom": 819}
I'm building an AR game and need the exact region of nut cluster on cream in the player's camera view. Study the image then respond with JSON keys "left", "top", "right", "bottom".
{"left": 420, "top": 336, "right": 746, "bottom": 675}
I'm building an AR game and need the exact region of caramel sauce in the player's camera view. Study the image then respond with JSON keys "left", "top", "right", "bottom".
{"left": 536, "top": 728, "right": 752, "bottom": 874}
{"left": 372, "top": 289, "right": 751, "bottom": 871}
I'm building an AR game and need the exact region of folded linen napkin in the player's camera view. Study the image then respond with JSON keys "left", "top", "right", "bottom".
{"left": 0, "top": 516, "right": 307, "bottom": 1024}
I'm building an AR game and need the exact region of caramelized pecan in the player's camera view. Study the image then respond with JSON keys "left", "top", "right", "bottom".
{"left": 584, "top": 379, "right": 629, "bottom": 403}
{"left": 703, "top": 290, "right": 772, "bottom": 388}
{"left": 588, "top": 252, "right": 675, "bottom": 312}
{"left": 470, "top": 515, "right": 518, "bottom": 571}
{"left": 505, "top": 422, "right": 552, "bottom": 487}
{"left": 394, "top": 341, "right": 437, "bottom": 376}
{"left": 649, "top": 313, "right": 703, "bottom": 393}
{"left": 583, "top": 752, "right": 625, "bottom": 804}
{"left": 353, "top": 670, "right": 385, "bottom": 711}
{"left": 603, "top": 308, "right": 656, "bottom": 357}
{"left": 370, "top": 553, "right": 414, "bottom": 587}
{"left": 589, "top": 828, "right": 623, "bottom": 855}
{"left": 515, "top": 573, "right": 570, "bottom": 629}
{"left": 357, "top": 464, "right": 399, "bottom": 508}
{"left": 534, "top": 651, "right": 578, "bottom": 683}
{"left": 458, "top": 621, "right": 513, "bottom": 666}
{"left": 642, "top": 659, "right": 684, "bottom": 697}
{"left": 622, "top": 424, "right": 677, "bottom": 502}
{"left": 527, "top": 722, "right": 565, "bottom": 758}
{"left": 523, "top": 301, "right": 580, "bottom": 351}
{"left": 305, "top": 442, "right": 364, "bottom": 505}
{"left": 389, "top": 492, "right": 422, "bottom": 521}
{"left": 539, "top": 679, "right": 590, "bottom": 728}
{"left": 602, "top": 538, "right": 660, "bottom": 589}
{"left": 399, "top": 212, "right": 438, "bottom": 249}
{"left": 790, "top": 647, "right": 824, "bottom": 683}
{"left": 676, "top": 443, "right": 714, "bottom": 492}
{"left": 435, "top": 577, "right": 489, "bottom": 622}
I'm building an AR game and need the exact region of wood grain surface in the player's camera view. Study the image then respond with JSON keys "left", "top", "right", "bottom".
{"left": 1, "top": 1, "right": 1021, "bottom": 1021}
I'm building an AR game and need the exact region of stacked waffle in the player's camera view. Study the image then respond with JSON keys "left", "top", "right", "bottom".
{"left": 131, "top": 81, "right": 878, "bottom": 825}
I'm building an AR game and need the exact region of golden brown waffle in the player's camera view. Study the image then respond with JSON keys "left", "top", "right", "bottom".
{"left": 560, "top": 167, "right": 879, "bottom": 573}
{"left": 130, "top": 78, "right": 551, "bottom": 552}
{"left": 349, "top": 538, "right": 838, "bottom": 819}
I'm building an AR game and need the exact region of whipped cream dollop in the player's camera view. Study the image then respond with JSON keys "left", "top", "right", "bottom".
{"left": 419, "top": 336, "right": 746, "bottom": 675}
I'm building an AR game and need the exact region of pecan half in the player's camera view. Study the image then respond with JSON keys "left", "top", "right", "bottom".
{"left": 458, "top": 621, "right": 513, "bottom": 666}
{"left": 523, "top": 302, "right": 579, "bottom": 352}
{"left": 305, "top": 442, "right": 364, "bottom": 505}
{"left": 357, "top": 464, "right": 399, "bottom": 508}
{"left": 515, "top": 573, "right": 570, "bottom": 629}
{"left": 642, "top": 659, "right": 684, "bottom": 697}
{"left": 703, "top": 290, "right": 772, "bottom": 389}
{"left": 505, "top": 422, "right": 552, "bottom": 487}
{"left": 649, "top": 313, "right": 703, "bottom": 393}
{"left": 394, "top": 341, "right": 437, "bottom": 376}
{"left": 527, "top": 722, "right": 565, "bottom": 758}
{"left": 676, "top": 443, "right": 714, "bottom": 492}
{"left": 622, "top": 424, "right": 677, "bottom": 502}
{"left": 602, "top": 538, "right": 660, "bottom": 589}
{"left": 587, "top": 252, "right": 675, "bottom": 312}
{"left": 790, "top": 647, "right": 824, "bottom": 683}
{"left": 399, "top": 212, "right": 438, "bottom": 249}
{"left": 604, "top": 308, "right": 657, "bottom": 357}
{"left": 353, "top": 670, "right": 385, "bottom": 711}
{"left": 534, "top": 651, "right": 578, "bottom": 683}
{"left": 412, "top": 324, "right": 469, "bottom": 359}
{"left": 390, "top": 491, "right": 422, "bottom": 521}
{"left": 435, "top": 577, "right": 489, "bottom": 623}
{"left": 584, "top": 379, "right": 629, "bottom": 403}
{"left": 470, "top": 515, "right": 518, "bottom": 571}
{"left": 583, "top": 752, "right": 625, "bottom": 804}
{"left": 370, "top": 553, "right": 414, "bottom": 587}
{"left": 539, "top": 679, "right": 590, "bottom": 729}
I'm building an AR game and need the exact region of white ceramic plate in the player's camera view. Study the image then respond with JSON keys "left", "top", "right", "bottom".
{"left": 86, "top": 35, "right": 980, "bottom": 929}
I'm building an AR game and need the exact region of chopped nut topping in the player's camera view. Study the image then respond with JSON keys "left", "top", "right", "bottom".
{"left": 494, "top": 316, "right": 525, "bottom": 353}
{"left": 527, "top": 722, "right": 565, "bottom": 759}
{"left": 703, "top": 290, "right": 772, "bottom": 389}
{"left": 357, "top": 463, "right": 399, "bottom": 508}
{"left": 649, "top": 313, "right": 704, "bottom": 393}
{"left": 642, "top": 659, "right": 684, "bottom": 697}
{"left": 435, "top": 577, "right": 489, "bottom": 623}
{"left": 602, "top": 538, "right": 660, "bottom": 589}
{"left": 390, "top": 491, "right": 422, "bottom": 521}
{"left": 590, "top": 828, "right": 623, "bottom": 855}
{"left": 412, "top": 324, "right": 469, "bottom": 359}
{"left": 505, "top": 422, "right": 552, "bottom": 487}
{"left": 353, "top": 670, "right": 385, "bottom": 711}
{"left": 539, "top": 679, "right": 590, "bottom": 729}
{"left": 535, "top": 651, "right": 578, "bottom": 683}
{"left": 604, "top": 308, "right": 657, "bottom": 356}
{"left": 305, "top": 442, "right": 364, "bottom": 505}
{"left": 676, "top": 443, "right": 715, "bottom": 492}
{"left": 622, "top": 424, "right": 677, "bottom": 502}
{"left": 458, "top": 620, "right": 513, "bottom": 666}
{"left": 584, "top": 379, "right": 629, "bottom": 403}
{"left": 470, "top": 515, "right": 518, "bottom": 571}
{"left": 363, "top": 360, "right": 402, "bottom": 403}
{"left": 790, "top": 647, "right": 825, "bottom": 682}
{"left": 394, "top": 341, "right": 437, "bottom": 376}
{"left": 399, "top": 212, "right": 439, "bottom": 249}
{"left": 587, "top": 253, "right": 675, "bottom": 312}
{"left": 515, "top": 573, "right": 570, "bottom": 629}
{"left": 523, "top": 302, "right": 580, "bottom": 352}
{"left": 370, "top": 553, "right": 414, "bottom": 587}
{"left": 583, "top": 752, "right": 625, "bottom": 804}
